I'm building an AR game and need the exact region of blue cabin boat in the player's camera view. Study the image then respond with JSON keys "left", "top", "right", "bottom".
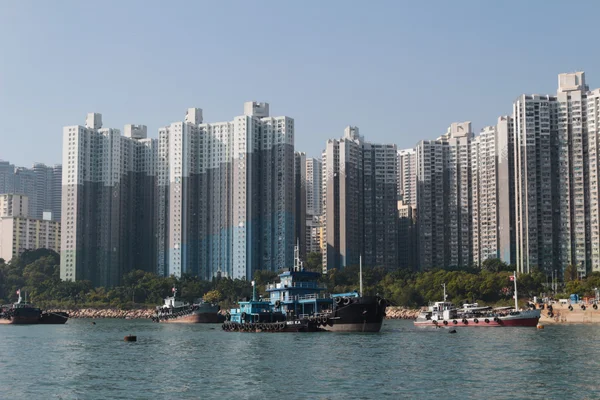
{"left": 223, "top": 246, "right": 388, "bottom": 333}
{"left": 264, "top": 248, "right": 333, "bottom": 326}
{"left": 223, "top": 278, "right": 323, "bottom": 332}
{"left": 262, "top": 247, "right": 388, "bottom": 332}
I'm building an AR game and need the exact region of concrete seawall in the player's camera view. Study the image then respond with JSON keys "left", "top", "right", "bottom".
{"left": 539, "top": 303, "right": 600, "bottom": 324}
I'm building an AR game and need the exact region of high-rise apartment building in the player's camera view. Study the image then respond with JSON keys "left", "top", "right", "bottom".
{"left": 60, "top": 114, "right": 157, "bottom": 287}
{"left": 588, "top": 88, "right": 600, "bottom": 271}
{"left": 397, "top": 200, "right": 417, "bottom": 269}
{"left": 397, "top": 148, "right": 417, "bottom": 205}
{"left": 306, "top": 157, "right": 322, "bottom": 218}
{"left": 556, "top": 72, "right": 589, "bottom": 277}
{"left": 513, "top": 93, "right": 558, "bottom": 274}
{"left": 157, "top": 102, "right": 295, "bottom": 280}
{"left": 471, "top": 116, "right": 514, "bottom": 266}
{"left": 0, "top": 162, "right": 62, "bottom": 221}
{"left": 294, "top": 152, "right": 307, "bottom": 260}
{"left": 416, "top": 122, "right": 473, "bottom": 270}
{"left": 415, "top": 139, "right": 444, "bottom": 269}
{"left": 13, "top": 167, "right": 35, "bottom": 217}
{"left": 323, "top": 126, "right": 398, "bottom": 271}
{"left": 0, "top": 161, "right": 15, "bottom": 194}
{"left": 294, "top": 154, "right": 323, "bottom": 260}
{"left": 52, "top": 165, "right": 62, "bottom": 222}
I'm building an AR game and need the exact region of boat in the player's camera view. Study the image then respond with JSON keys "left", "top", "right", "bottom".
{"left": 0, "top": 290, "right": 69, "bottom": 325}
{"left": 39, "top": 311, "right": 69, "bottom": 324}
{"left": 414, "top": 273, "right": 541, "bottom": 328}
{"left": 222, "top": 281, "right": 323, "bottom": 332}
{"left": 224, "top": 245, "right": 387, "bottom": 332}
{"left": 152, "top": 288, "right": 225, "bottom": 323}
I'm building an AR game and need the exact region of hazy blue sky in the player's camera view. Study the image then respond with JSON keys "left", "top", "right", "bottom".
{"left": 2, "top": 0, "right": 600, "bottom": 167}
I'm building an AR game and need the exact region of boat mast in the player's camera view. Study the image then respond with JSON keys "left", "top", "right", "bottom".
{"left": 359, "top": 255, "right": 363, "bottom": 297}
{"left": 442, "top": 283, "right": 446, "bottom": 302}
{"left": 251, "top": 280, "right": 257, "bottom": 301}
{"left": 513, "top": 271, "right": 518, "bottom": 310}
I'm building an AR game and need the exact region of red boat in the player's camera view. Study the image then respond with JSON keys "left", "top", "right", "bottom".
{"left": 414, "top": 272, "right": 541, "bottom": 328}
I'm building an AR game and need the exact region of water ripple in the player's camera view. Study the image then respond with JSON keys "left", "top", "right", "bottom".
{"left": 1, "top": 320, "right": 599, "bottom": 399}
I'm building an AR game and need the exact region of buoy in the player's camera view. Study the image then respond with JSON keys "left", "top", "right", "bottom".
{"left": 537, "top": 323, "right": 544, "bottom": 330}
{"left": 449, "top": 329, "right": 457, "bottom": 334}
{"left": 124, "top": 335, "right": 137, "bottom": 342}
{"left": 91, "top": 322, "right": 96, "bottom": 325}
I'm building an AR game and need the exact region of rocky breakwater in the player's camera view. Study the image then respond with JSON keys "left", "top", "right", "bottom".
{"left": 48, "top": 308, "right": 155, "bottom": 319}
{"left": 385, "top": 306, "right": 420, "bottom": 320}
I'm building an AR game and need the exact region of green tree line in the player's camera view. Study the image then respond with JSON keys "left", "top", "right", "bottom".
{"left": 3, "top": 250, "right": 600, "bottom": 310}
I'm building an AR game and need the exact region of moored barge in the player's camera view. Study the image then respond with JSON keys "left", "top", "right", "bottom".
{"left": 153, "top": 288, "right": 225, "bottom": 323}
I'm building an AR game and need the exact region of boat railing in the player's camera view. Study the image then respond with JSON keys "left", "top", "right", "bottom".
{"left": 266, "top": 282, "right": 326, "bottom": 290}
{"left": 265, "top": 293, "right": 332, "bottom": 302}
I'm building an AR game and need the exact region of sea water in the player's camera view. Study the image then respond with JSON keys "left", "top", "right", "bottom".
{"left": 0, "top": 319, "right": 599, "bottom": 399}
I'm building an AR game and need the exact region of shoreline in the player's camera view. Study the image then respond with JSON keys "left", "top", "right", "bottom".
{"left": 49, "top": 305, "right": 600, "bottom": 324}
{"left": 49, "top": 307, "right": 421, "bottom": 320}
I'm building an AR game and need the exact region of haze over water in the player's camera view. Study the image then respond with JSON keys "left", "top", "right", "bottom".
{"left": 1, "top": 319, "right": 598, "bottom": 399}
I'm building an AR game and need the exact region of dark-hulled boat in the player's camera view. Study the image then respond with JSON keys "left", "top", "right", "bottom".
{"left": 152, "top": 288, "right": 225, "bottom": 323}
{"left": 0, "top": 290, "right": 69, "bottom": 325}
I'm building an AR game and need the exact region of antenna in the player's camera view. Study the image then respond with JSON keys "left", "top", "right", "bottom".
{"left": 513, "top": 271, "right": 518, "bottom": 310}
{"left": 359, "top": 255, "right": 363, "bottom": 297}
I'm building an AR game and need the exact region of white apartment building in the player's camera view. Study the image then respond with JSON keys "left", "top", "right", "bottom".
{"left": 588, "top": 88, "right": 600, "bottom": 271}
{"left": 157, "top": 102, "right": 295, "bottom": 280}
{"left": 415, "top": 139, "right": 444, "bottom": 269}
{"left": 513, "top": 94, "right": 557, "bottom": 274}
{"left": 442, "top": 122, "right": 473, "bottom": 268}
{"left": 556, "top": 72, "right": 589, "bottom": 276}
{"left": 416, "top": 122, "right": 473, "bottom": 270}
{"left": 323, "top": 126, "right": 398, "bottom": 271}
{"left": 471, "top": 117, "right": 514, "bottom": 266}
{"left": 306, "top": 157, "right": 322, "bottom": 217}
{"left": 60, "top": 113, "right": 157, "bottom": 287}
{"left": 397, "top": 148, "right": 417, "bottom": 206}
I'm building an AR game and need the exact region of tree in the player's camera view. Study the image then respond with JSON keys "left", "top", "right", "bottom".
{"left": 482, "top": 258, "right": 509, "bottom": 273}
{"left": 305, "top": 252, "right": 323, "bottom": 273}
{"left": 203, "top": 289, "right": 222, "bottom": 304}
{"left": 564, "top": 264, "right": 578, "bottom": 282}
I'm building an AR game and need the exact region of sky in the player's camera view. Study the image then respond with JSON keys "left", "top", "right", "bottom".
{"left": 2, "top": 0, "right": 600, "bottom": 167}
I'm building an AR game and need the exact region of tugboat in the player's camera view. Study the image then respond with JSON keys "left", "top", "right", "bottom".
{"left": 0, "top": 289, "right": 69, "bottom": 325}
{"left": 222, "top": 281, "right": 322, "bottom": 332}
{"left": 153, "top": 288, "right": 225, "bottom": 323}
{"left": 414, "top": 273, "right": 541, "bottom": 328}
{"left": 263, "top": 246, "right": 388, "bottom": 332}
